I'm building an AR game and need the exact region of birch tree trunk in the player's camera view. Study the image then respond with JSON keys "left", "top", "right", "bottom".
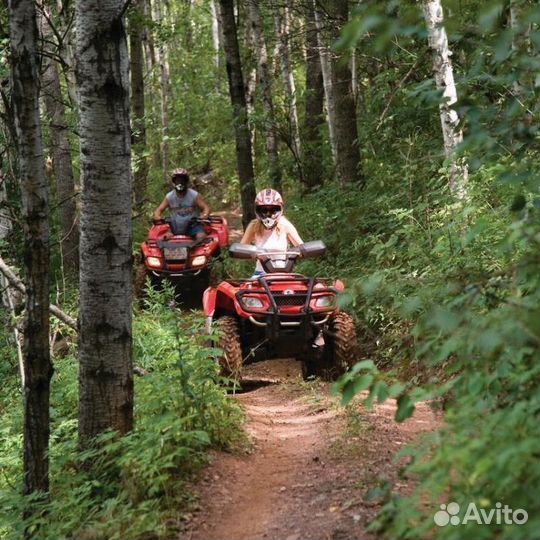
{"left": 75, "top": 0, "right": 134, "bottom": 444}
{"left": 273, "top": 0, "right": 302, "bottom": 163}
{"left": 313, "top": 1, "right": 337, "bottom": 161}
{"left": 210, "top": 0, "right": 223, "bottom": 75}
{"left": 143, "top": 0, "right": 157, "bottom": 71}
{"left": 40, "top": 7, "right": 80, "bottom": 275}
{"left": 248, "top": 0, "right": 282, "bottom": 191}
{"left": 303, "top": 1, "right": 324, "bottom": 190}
{"left": 315, "top": 0, "right": 363, "bottom": 186}
{"left": 129, "top": 0, "right": 148, "bottom": 206}
{"left": 8, "top": 0, "right": 52, "bottom": 504}
{"left": 154, "top": 0, "right": 170, "bottom": 173}
{"left": 245, "top": 23, "right": 258, "bottom": 163}
{"left": 218, "top": 0, "right": 256, "bottom": 229}
{"left": 423, "top": 0, "right": 468, "bottom": 199}
{"left": 55, "top": 1, "right": 78, "bottom": 108}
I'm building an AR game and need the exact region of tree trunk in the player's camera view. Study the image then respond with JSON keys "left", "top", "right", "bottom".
{"left": 154, "top": 0, "right": 170, "bottom": 173}
{"left": 323, "top": 0, "right": 363, "bottom": 187}
{"left": 75, "top": 0, "right": 134, "bottom": 445}
{"left": 245, "top": 22, "right": 258, "bottom": 165}
{"left": 218, "top": 0, "right": 256, "bottom": 229}
{"left": 303, "top": 1, "right": 324, "bottom": 190}
{"left": 129, "top": 0, "right": 148, "bottom": 206}
{"left": 8, "top": 0, "right": 53, "bottom": 509}
{"left": 248, "top": 0, "right": 282, "bottom": 191}
{"left": 313, "top": 1, "right": 337, "bottom": 162}
{"left": 143, "top": 0, "right": 157, "bottom": 71}
{"left": 423, "top": 0, "right": 468, "bottom": 199}
{"left": 40, "top": 6, "right": 80, "bottom": 276}
{"left": 273, "top": 0, "right": 302, "bottom": 163}
{"left": 55, "top": 1, "right": 79, "bottom": 109}
{"left": 210, "top": 0, "right": 222, "bottom": 75}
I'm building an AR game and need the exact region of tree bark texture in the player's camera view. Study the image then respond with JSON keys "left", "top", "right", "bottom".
{"left": 210, "top": 0, "right": 223, "bottom": 74}
{"left": 40, "top": 7, "right": 80, "bottom": 275}
{"left": 313, "top": 0, "right": 336, "bottom": 162}
{"left": 248, "top": 0, "right": 282, "bottom": 191}
{"left": 143, "top": 0, "right": 157, "bottom": 71}
{"left": 245, "top": 22, "right": 258, "bottom": 163}
{"left": 321, "top": 0, "right": 363, "bottom": 187}
{"left": 154, "top": 0, "right": 170, "bottom": 173}
{"left": 273, "top": 0, "right": 302, "bottom": 163}
{"left": 423, "top": 0, "right": 468, "bottom": 198}
{"left": 8, "top": 0, "right": 52, "bottom": 500}
{"left": 75, "top": 0, "right": 134, "bottom": 444}
{"left": 129, "top": 0, "right": 148, "bottom": 206}
{"left": 218, "top": 0, "right": 256, "bottom": 229}
{"left": 303, "top": 1, "right": 324, "bottom": 190}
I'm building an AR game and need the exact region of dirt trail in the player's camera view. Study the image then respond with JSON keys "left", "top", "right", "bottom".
{"left": 180, "top": 360, "right": 440, "bottom": 540}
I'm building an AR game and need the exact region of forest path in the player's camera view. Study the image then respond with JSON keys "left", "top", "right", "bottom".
{"left": 179, "top": 359, "right": 440, "bottom": 540}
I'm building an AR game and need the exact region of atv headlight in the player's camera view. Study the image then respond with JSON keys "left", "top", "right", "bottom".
{"left": 241, "top": 296, "right": 264, "bottom": 309}
{"left": 191, "top": 255, "right": 207, "bottom": 267}
{"left": 146, "top": 256, "right": 162, "bottom": 268}
{"left": 314, "top": 295, "right": 335, "bottom": 308}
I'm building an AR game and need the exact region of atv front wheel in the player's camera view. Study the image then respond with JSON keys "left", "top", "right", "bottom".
{"left": 302, "top": 312, "right": 358, "bottom": 381}
{"left": 134, "top": 262, "right": 150, "bottom": 299}
{"left": 216, "top": 316, "right": 243, "bottom": 381}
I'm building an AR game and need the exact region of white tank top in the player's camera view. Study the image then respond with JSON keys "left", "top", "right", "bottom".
{"left": 254, "top": 219, "right": 293, "bottom": 272}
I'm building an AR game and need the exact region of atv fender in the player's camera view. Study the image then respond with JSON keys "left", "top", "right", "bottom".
{"left": 203, "top": 287, "right": 217, "bottom": 317}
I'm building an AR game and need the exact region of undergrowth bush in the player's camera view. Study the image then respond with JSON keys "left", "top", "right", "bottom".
{"left": 289, "top": 154, "right": 539, "bottom": 539}
{"left": 0, "top": 287, "right": 245, "bottom": 540}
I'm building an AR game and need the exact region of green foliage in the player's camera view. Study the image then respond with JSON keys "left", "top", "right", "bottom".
{"left": 0, "top": 289, "right": 245, "bottom": 539}
{"left": 288, "top": 1, "right": 540, "bottom": 538}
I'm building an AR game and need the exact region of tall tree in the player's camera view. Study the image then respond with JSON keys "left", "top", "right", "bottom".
{"left": 248, "top": 0, "right": 282, "bottom": 191}
{"left": 210, "top": 0, "right": 223, "bottom": 77}
{"left": 302, "top": 0, "right": 325, "bottom": 190}
{"left": 8, "top": 0, "right": 52, "bottom": 509}
{"left": 154, "top": 0, "right": 170, "bottom": 173}
{"left": 320, "top": 0, "right": 363, "bottom": 187}
{"left": 423, "top": 0, "right": 468, "bottom": 199}
{"left": 313, "top": 0, "right": 337, "bottom": 161}
{"left": 218, "top": 0, "right": 256, "bottom": 228}
{"left": 40, "top": 5, "right": 80, "bottom": 275}
{"left": 75, "top": 0, "right": 134, "bottom": 445}
{"left": 142, "top": 0, "right": 157, "bottom": 71}
{"left": 129, "top": 0, "right": 148, "bottom": 206}
{"left": 273, "top": 0, "right": 302, "bottom": 163}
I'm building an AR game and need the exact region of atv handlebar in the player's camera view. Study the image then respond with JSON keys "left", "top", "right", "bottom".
{"left": 229, "top": 241, "right": 326, "bottom": 273}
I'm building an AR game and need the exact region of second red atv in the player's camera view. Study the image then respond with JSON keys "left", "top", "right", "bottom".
{"left": 203, "top": 241, "right": 358, "bottom": 381}
{"left": 136, "top": 216, "right": 229, "bottom": 298}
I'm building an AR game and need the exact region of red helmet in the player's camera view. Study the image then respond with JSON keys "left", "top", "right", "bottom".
{"left": 255, "top": 189, "right": 283, "bottom": 229}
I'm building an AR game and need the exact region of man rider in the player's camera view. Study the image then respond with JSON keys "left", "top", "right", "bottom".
{"left": 153, "top": 168, "right": 210, "bottom": 241}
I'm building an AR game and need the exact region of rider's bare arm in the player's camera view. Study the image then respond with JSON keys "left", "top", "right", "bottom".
{"left": 285, "top": 220, "right": 303, "bottom": 247}
{"left": 196, "top": 195, "right": 210, "bottom": 219}
{"left": 153, "top": 197, "right": 170, "bottom": 220}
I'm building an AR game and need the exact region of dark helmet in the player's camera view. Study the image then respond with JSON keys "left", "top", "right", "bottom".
{"left": 171, "top": 168, "right": 189, "bottom": 193}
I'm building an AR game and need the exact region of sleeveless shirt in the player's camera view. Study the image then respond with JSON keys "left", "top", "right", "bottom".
{"left": 165, "top": 188, "right": 200, "bottom": 218}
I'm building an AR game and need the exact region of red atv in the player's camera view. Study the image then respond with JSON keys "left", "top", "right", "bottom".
{"left": 136, "top": 216, "right": 229, "bottom": 297}
{"left": 203, "top": 241, "right": 358, "bottom": 381}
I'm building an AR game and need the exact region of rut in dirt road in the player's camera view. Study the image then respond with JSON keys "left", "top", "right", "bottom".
{"left": 182, "top": 360, "right": 440, "bottom": 540}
